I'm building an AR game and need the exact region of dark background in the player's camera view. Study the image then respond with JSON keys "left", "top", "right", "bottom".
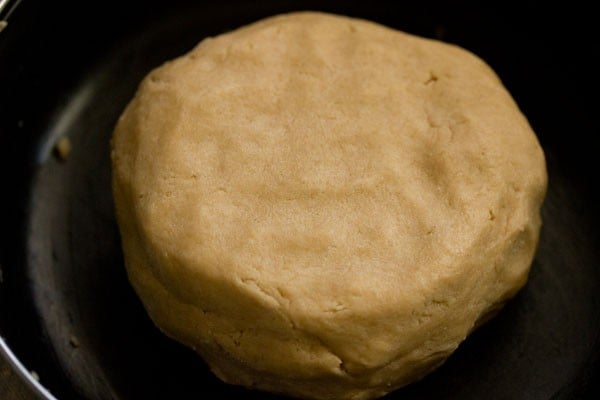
{"left": 1, "top": 1, "right": 599, "bottom": 399}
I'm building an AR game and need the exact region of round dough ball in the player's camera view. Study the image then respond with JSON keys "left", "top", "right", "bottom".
{"left": 111, "top": 12, "right": 547, "bottom": 400}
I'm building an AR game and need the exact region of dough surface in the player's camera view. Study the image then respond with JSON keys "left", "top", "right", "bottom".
{"left": 111, "top": 12, "right": 547, "bottom": 400}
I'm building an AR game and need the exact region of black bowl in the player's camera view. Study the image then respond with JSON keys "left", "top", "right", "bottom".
{"left": 1, "top": 1, "right": 599, "bottom": 399}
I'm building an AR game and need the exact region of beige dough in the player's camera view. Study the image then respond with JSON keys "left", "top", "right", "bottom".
{"left": 111, "top": 12, "right": 547, "bottom": 400}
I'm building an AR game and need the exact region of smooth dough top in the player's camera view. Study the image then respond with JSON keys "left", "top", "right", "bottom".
{"left": 112, "top": 12, "right": 547, "bottom": 400}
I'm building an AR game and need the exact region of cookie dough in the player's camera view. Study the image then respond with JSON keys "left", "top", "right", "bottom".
{"left": 111, "top": 12, "right": 547, "bottom": 400}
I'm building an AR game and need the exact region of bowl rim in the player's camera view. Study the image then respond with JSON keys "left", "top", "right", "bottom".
{"left": 1, "top": 336, "right": 57, "bottom": 400}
